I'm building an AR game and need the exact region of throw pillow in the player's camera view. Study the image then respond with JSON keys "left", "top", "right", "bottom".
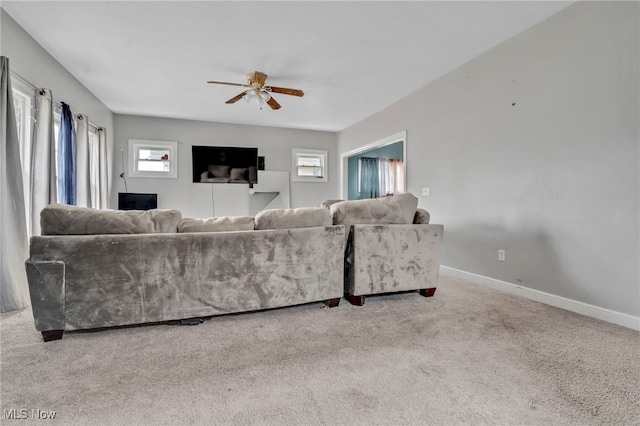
{"left": 178, "top": 216, "right": 255, "bottom": 233}
{"left": 329, "top": 193, "right": 418, "bottom": 228}
{"left": 254, "top": 207, "right": 331, "bottom": 230}
{"left": 413, "top": 208, "right": 431, "bottom": 224}
{"left": 40, "top": 204, "right": 182, "bottom": 235}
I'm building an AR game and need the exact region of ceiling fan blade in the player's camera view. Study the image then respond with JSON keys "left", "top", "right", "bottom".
{"left": 249, "top": 71, "right": 268, "bottom": 86}
{"left": 225, "top": 91, "right": 247, "bottom": 104}
{"left": 207, "top": 81, "right": 249, "bottom": 88}
{"left": 269, "top": 86, "right": 304, "bottom": 97}
{"left": 266, "top": 97, "right": 281, "bottom": 110}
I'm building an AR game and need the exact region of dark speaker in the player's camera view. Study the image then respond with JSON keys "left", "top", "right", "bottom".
{"left": 258, "top": 156, "right": 265, "bottom": 171}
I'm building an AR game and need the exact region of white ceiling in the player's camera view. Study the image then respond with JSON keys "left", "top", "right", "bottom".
{"left": 2, "top": 1, "right": 574, "bottom": 132}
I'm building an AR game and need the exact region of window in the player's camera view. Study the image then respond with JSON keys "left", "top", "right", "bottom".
{"left": 357, "top": 157, "right": 405, "bottom": 198}
{"left": 13, "top": 87, "right": 33, "bottom": 166}
{"left": 11, "top": 72, "right": 109, "bottom": 218}
{"left": 11, "top": 75, "right": 36, "bottom": 236}
{"left": 292, "top": 148, "right": 327, "bottom": 182}
{"left": 128, "top": 139, "right": 178, "bottom": 178}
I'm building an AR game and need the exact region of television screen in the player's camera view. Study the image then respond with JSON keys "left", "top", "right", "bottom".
{"left": 192, "top": 146, "right": 258, "bottom": 184}
{"left": 118, "top": 193, "right": 158, "bottom": 210}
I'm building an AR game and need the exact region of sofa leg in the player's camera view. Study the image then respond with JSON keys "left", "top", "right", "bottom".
{"left": 42, "top": 330, "right": 64, "bottom": 342}
{"left": 346, "top": 294, "right": 365, "bottom": 306}
{"left": 419, "top": 288, "right": 437, "bottom": 297}
{"left": 324, "top": 298, "right": 341, "bottom": 308}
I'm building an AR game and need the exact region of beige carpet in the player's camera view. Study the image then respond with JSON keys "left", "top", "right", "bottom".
{"left": 1, "top": 275, "right": 638, "bottom": 426}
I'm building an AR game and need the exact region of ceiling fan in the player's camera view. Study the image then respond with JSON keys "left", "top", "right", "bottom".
{"left": 207, "top": 71, "right": 304, "bottom": 110}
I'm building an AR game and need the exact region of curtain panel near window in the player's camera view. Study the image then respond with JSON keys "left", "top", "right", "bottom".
{"left": 30, "top": 88, "right": 56, "bottom": 236}
{"left": 97, "top": 128, "right": 108, "bottom": 209}
{"left": 0, "top": 56, "right": 30, "bottom": 313}
{"left": 359, "top": 157, "right": 380, "bottom": 199}
{"left": 57, "top": 102, "right": 76, "bottom": 205}
{"left": 89, "top": 128, "right": 100, "bottom": 208}
{"left": 378, "top": 158, "right": 392, "bottom": 196}
{"left": 359, "top": 157, "right": 405, "bottom": 200}
{"left": 75, "top": 114, "right": 89, "bottom": 207}
{"left": 88, "top": 127, "right": 108, "bottom": 209}
{"left": 389, "top": 159, "right": 405, "bottom": 195}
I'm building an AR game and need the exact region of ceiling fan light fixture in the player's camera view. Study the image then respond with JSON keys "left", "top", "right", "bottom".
{"left": 244, "top": 88, "right": 257, "bottom": 103}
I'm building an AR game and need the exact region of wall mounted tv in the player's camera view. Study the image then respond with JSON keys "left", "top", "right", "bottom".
{"left": 192, "top": 146, "right": 258, "bottom": 184}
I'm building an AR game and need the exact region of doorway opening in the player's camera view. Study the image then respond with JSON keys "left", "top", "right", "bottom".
{"left": 340, "top": 131, "right": 406, "bottom": 200}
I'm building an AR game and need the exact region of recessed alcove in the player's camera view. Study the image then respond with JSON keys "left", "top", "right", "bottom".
{"left": 249, "top": 171, "right": 290, "bottom": 213}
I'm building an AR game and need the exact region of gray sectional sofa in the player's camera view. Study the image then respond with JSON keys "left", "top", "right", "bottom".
{"left": 25, "top": 193, "right": 443, "bottom": 341}
{"left": 27, "top": 204, "right": 345, "bottom": 341}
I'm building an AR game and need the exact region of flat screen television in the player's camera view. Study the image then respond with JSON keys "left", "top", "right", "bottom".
{"left": 192, "top": 146, "right": 258, "bottom": 184}
{"left": 118, "top": 192, "right": 157, "bottom": 210}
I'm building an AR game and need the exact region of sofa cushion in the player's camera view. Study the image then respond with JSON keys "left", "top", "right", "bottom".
{"left": 255, "top": 207, "right": 331, "bottom": 230}
{"left": 178, "top": 216, "right": 255, "bottom": 233}
{"left": 40, "top": 204, "right": 182, "bottom": 235}
{"left": 413, "top": 208, "right": 431, "bottom": 224}
{"left": 330, "top": 193, "right": 418, "bottom": 227}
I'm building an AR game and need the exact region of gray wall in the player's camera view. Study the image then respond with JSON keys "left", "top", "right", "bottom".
{"left": 113, "top": 114, "right": 338, "bottom": 218}
{"left": 1, "top": 9, "right": 115, "bottom": 202}
{"left": 338, "top": 1, "right": 639, "bottom": 317}
{"left": 347, "top": 141, "right": 404, "bottom": 200}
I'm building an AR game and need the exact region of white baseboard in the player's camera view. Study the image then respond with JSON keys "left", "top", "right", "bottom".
{"left": 440, "top": 266, "right": 640, "bottom": 331}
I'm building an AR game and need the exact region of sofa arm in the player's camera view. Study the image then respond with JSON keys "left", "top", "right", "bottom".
{"left": 345, "top": 224, "right": 444, "bottom": 296}
{"left": 25, "top": 260, "right": 65, "bottom": 332}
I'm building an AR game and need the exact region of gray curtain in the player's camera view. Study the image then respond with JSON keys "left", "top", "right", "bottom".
{"left": 88, "top": 127, "right": 108, "bottom": 209}
{"left": 75, "top": 113, "right": 89, "bottom": 207}
{"left": 98, "top": 128, "right": 108, "bottom": 209}
{"left": 30, "top": 88, "right": 56, "bottom": 236}
{"left": 0, "top": 56, "right": 30, "bottom": 312}
{"left": 359, "top": 156, "right": 379, "bottom": 199}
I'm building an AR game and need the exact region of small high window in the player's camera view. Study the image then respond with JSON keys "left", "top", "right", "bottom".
{"left": 292, "top": 148, "right": 327, "bottom": 182}
{"left": 128, "top": 139, "right": 178, "bottom": 179}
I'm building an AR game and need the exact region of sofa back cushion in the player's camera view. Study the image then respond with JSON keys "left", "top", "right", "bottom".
{"left": 40, "top": 204, "right": 182, "bottom": 235}
{"left": 321, "top": 199, "right": 344, "bottom": 209}
{"left": 178, "top": 216, "right": 255, "bottom": 233}
{"left": 255, "top": 207, "right": 331, "bottom": 230}
{"left": 330, "top": 193, "right": 418, "bottom": 227}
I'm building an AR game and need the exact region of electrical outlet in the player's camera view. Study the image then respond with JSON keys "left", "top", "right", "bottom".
{"left": 498, "top": 250, "right": 506, "bottom": 262}
{"left": 421, "top": 187, "right": 431, "bottom": 196}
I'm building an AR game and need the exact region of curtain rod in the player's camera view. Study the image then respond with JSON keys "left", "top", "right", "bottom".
{"left": 12, "top": 70, "right": 103, "bottom": 131}
{"left": 10, "top": 70, "right": 36, "bottom": 92}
